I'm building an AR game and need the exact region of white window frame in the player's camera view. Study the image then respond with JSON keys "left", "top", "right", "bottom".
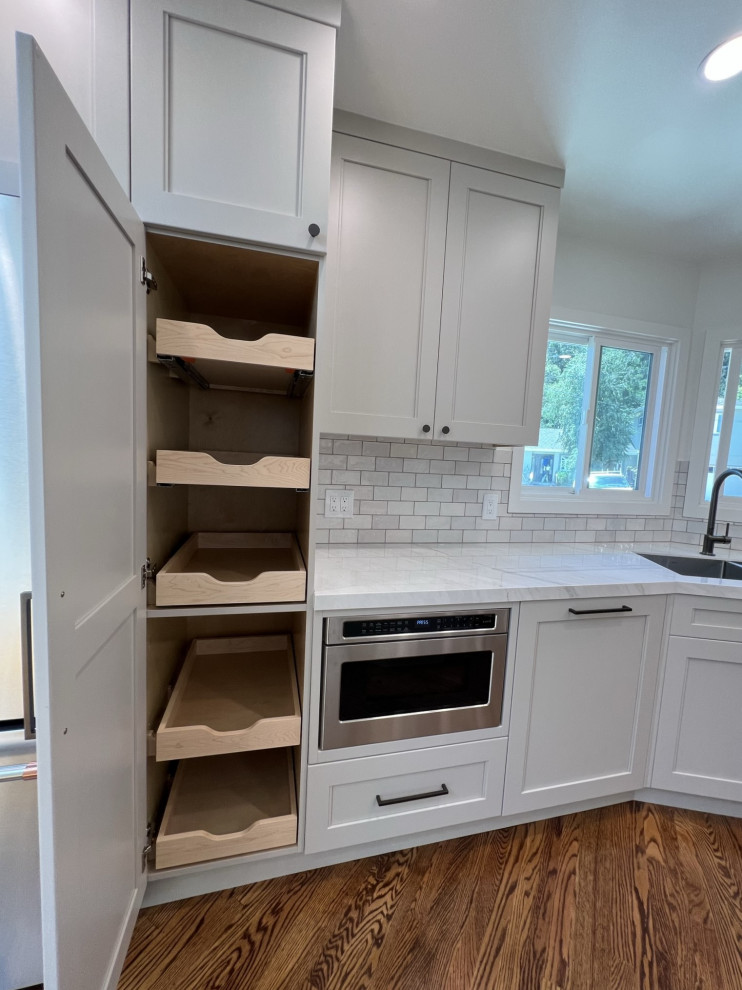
{"left": 684, "top": 332, "right": 742, "bottom": 522}
{"left": 508, "top": 311, "right": 688, "bottom": 516}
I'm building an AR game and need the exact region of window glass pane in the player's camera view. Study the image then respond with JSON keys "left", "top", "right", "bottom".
{"left": 707, "top": 348, "right": 731, "bottom": 499}
{"left": 522, "top": 338, "right": 589, "bottom": 490}
{"left": 588, "top": 345, "right": 652, "bottom": 491}
{"left": 720, "top": 356, "right": 742, "bottom": 497}
{"left": 0, "top": 194, "right": 30, "bottom": 721}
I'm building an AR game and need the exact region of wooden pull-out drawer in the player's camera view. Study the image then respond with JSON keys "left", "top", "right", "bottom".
{"left": 155, "top": 318, "right": 314, "bottom": 392}
{"left": 155, "top": 532, "right": 306, "bottom": 606}
{"left": 155, "top": 749, "right": 297, "bottom": 870}
{"left": 156, "top": 635, "right": 301, "bottom": 761}
{"left": 304, "top": 738, "right": 506, "bottom": 854}
{"left": 154, "top": 451, "right": 310, "bottom": 489}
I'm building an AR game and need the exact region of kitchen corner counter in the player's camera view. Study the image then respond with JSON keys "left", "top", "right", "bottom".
{"left": 314, "top": 542, "right": 742, "bottom": 611}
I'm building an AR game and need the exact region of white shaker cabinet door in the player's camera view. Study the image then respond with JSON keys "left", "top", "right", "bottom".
{"left": 321, "top": 135, "right": 450, "bottom": 439}
{"left": 18, "top": 35, "right": 147, "bottom": 990}
{"left": 131, "top": 0, "right": 337, "bottom": 253}
{"left": 652, "top": 636, "right": 742, "bottom": 802}
{"left": 434, "top": 164, "right": 559, "bottom": 444}
{"left": 503, "top": 596, "right": 665, "bottom": 816}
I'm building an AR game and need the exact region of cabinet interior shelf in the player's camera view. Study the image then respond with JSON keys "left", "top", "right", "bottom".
{"left": 156, "top": 634, "right": 301, "bottom": 761}
{"left": 154, "top": 318, "right": 314, "bottom": 393}
{"left": 152, "top": 450, "right": 310, "bottom": 489}
{"left": 155, "top": 749, "right": 298, "bottom": 870}
{"left": 155, "top": 532, "right": 306, "bottom": 607}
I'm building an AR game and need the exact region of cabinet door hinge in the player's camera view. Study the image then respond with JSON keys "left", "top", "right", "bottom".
{"left": 142, "top": 821, "right": 155, "bottom": 871}
{"left": 140, "top": 257, "right": 158, "bottom": 293}
{"left": 141, "top": 558, "right": 157, "bottom": 589}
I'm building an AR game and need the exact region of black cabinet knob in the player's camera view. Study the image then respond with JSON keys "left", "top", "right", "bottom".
{"left": 308, "top": 223, "right": 321, "bottom": 237}
{"left": 422, "top": 424, "right": 431, "bottom": 433}
{"left": 441, "top": 426, "right": 450, "bottom": 435}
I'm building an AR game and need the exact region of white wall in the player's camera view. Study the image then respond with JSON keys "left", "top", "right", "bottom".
{"left": 693, "top": 253, "right": 742, "bottom": 333}
{"left": 551, "top": 231, "right": 704, "bottom": 460}
{"left": 552, "top": 231, "right": 699, "bottom": 328}
{"left": 0, "top": 0, "right": 130, "bottom": 192}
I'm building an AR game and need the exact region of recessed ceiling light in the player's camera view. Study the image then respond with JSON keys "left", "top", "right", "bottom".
{"left": 701, "top": 33, "right": 742, "bottom": 81}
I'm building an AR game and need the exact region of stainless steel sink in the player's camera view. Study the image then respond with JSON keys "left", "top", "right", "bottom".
{"left": 639, "top": 552, "right": 742, "bottom": 580}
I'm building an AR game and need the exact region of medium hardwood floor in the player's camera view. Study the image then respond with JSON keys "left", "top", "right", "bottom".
{"left": 119, "top": 802, "right": 742, "bottom": 990}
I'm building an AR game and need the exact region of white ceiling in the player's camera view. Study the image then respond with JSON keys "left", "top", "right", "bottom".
{"left": 333, "top": 0, "right": 742, "bottom": 262}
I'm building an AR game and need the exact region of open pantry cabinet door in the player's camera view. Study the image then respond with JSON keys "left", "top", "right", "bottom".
{"left": 17, "top": 35, "right": 147, "bottom": 990}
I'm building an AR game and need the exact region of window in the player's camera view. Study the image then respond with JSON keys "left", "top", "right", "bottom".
{"left": 509, "top": 320, "right": 683, "bottom": 515}
{"left": 685, "top": 340, "right": 742, "bottom": 518}
{"left": 0, "top": 192, "right": 31, "bottom": 722}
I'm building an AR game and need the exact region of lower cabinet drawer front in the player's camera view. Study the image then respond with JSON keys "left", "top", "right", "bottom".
{"left": 671, "top": 595, "right": 742, "bottom": 642}
{"left": 304, "top": 738, "right": 506, "bottom": 854}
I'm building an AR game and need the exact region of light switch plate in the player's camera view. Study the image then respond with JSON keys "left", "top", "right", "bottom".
{"left": 482, "top": 492, "right": 498, "bottom": 519}
{"left": 325, "top": 489, "right": 354, "bottom": 517}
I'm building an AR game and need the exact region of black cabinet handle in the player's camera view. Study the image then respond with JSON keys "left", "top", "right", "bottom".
{"left": 422, "top": 424, "right": 431, "bottom": 433}
{"left": 441, "top": 426, "right": 450, "bottom": 435}
{"left": 568, "top": 605, "right": 633, "bottom": 616}
{"left": 308, "top": 223, "right": 321, "bottom": 237}
{"left": 376, "top": 783, "right": 449, "bottom": 807}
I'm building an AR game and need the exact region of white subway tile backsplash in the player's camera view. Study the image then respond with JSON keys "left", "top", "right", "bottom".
{"left": 361, "top": 471, "right": 389, "bottom": 485}
{"left": 403, "top": 458, "right": 432, "bottom": 473}
{"left": 362, "top": 441, "right": 391, "bottom": 456}
{"left": 320, "top": 454, "right": 348, "bottom": 469}
{"left": 315, "top": 436, "right": 702, "bottom": 549}
{"left": 331, "top": 470, "right": 361, "bottom": 485}
{"left": 428, "top": 488, "right": 454, "bottom": 502}
{"left": 332, "top": 440, "right": 363, "bottom": 455}
{"left": 389, "top": 472, "right": 416, "bottom": 487}
{"left": 347, "top": 456, "right": 376, "bottom": 471}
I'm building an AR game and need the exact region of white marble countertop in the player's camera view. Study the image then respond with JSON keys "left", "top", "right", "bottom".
{"left": 314, "top": 541, "right": 742, "bottom": 611}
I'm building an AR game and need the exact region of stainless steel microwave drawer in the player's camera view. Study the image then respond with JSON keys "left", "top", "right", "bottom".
{"left": 304, "top": 738, "right": 506, "bottom": 854}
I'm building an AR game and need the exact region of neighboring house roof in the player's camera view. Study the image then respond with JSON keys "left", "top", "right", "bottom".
{"left": 534, "top": 426, "right": 562, "bottom": 452}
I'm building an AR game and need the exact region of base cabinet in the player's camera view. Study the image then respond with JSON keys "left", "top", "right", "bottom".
{"left": 503, "top": 596, "right": 666, "bottom": 815}
{"left": 304, "top": 738, "right": 507, "bottom": 853}
{"left": 652, "top": 596, "right": 742, "bottom": 801}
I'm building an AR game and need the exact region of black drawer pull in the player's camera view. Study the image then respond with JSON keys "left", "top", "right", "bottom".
{"left": 568, "top": 605, "right": 633, "bottom": 616}
{"left": 376, "top": 783, "right": 449, "bottom": 807}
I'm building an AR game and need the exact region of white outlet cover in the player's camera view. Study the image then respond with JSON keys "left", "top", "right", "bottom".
{"left": 325, "top": 489, "right": 354, "bottom": 517}
{"left": 482, "top": 492, "right": 498, "bottom": 519}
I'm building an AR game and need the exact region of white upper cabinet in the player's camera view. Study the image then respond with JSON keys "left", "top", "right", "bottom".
{"left": 321, "top": 121, "right": 562, "bottom": 443}
{"left": 322, "top": 135, "right": 450, "bottom": 438}
{"left": 435, "top": 165, "right": 559, "bottom": 444}
{"left": 131, "top": 0, "right": 338, "bottom": 252}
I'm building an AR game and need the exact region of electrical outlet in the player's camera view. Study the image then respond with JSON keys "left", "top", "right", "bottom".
{"left": 325, "top": 489, "right": 354, "bottom": 518}
{"left": 482, "top": 492, "right": 498, "bottom": 520}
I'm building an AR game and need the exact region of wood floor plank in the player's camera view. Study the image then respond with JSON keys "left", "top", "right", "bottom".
{"left": 119, "top": 803, "right": 742, "bottom": 990}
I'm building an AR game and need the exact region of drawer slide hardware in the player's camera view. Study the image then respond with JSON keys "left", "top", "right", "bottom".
{"left": 140, "top": 257, "right": 158, "bottom": 293}
{"left": 142, "top": 821, "right": 155, "bottom": 870}
{"left": 156, "top": 353, "right": 210, "bottom": 390}
{"left": 141, "top": 559, "right": 157, "bottom": 588}
{"left": 376, "top": 783, "right": 449, "bottom": 807}
{"left": 568, "top": 605, "right": 633, "bottom": 616}
{"left": 287, "top": 369, "right": 314, "bottom": 399}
